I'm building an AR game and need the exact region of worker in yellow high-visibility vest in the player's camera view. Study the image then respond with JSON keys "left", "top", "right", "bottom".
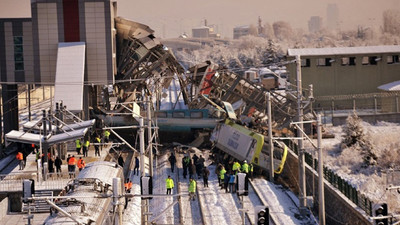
{"left": 166, "top": 175, "right": 174, "bottom": 195}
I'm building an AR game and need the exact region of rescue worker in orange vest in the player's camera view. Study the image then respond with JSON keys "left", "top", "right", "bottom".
{"left": 124, "top": 178, "right": 133, "bottom": 209}
{"left": 124, "top": 178, "right": 133, "bottom": 193}
{"left": 16, "top": 152, "right": 24, "bottom": 170}
{"left": 77, "top": 157, "right": 86, "bottom": 171}
{"left": 68, "top": 155, "right": 77, "bottom": 178}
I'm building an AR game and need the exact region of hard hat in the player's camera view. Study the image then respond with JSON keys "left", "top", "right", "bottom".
{"left": 244, "top": 160, "right": 247, "bottom": 163}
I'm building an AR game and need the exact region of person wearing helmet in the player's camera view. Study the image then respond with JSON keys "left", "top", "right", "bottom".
{"left": 241, "top": 160, "right": 249, "bottom": 174}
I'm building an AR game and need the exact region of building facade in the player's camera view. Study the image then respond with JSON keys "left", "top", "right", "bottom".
{"left": 0, "top": 0, "right": 117, "bottom": 135}
{"left": 287, "top": 46, "right": 400, "bottom": 97}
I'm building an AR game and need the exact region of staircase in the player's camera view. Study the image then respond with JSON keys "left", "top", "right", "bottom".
{"left": 22, "top": 190, "right": 53, "bottom": 213}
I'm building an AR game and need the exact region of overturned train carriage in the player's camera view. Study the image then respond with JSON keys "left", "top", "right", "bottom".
{"left": 211, "top": 119, "right": 287, "bottom": 173}
{"left": 43, "top": 161, "right": 124, "bottom": 225}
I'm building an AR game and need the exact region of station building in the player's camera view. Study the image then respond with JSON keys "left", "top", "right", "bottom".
{"left": 0, "top": 0, "right": 117, "bottom": 135}
{"left": 287, "top": 46, "right": 400, "bottom": 97}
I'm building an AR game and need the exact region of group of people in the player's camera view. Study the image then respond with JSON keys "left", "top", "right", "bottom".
{"left": 66, "top": 154, "right": 86, "bottom": 178}
{"left": 215, "top": 160, "right": 253, "bottom": 193}
{"left": 74, "top": 129, "right": 111, "bottom": 158}
{"left": 163, "top": 151, "right": 210, "bottom": 201}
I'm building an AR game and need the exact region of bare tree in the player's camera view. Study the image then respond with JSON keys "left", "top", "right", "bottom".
{"left": 383, "top": 9, "right": 400, "bottom": 35}
{"left": 272, "top": 21, "right": 293, "bottom": 41}
{"left": 248, "top": 24, "right": 258, "bottom": 36}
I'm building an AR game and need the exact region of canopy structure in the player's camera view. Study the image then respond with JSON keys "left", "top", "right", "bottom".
{"left": 6, "top": 119, "right": 95, "bottom": 146}
{"left": 23, "top": 119, "right": 96, "bottom": 133}
{"left": 377, "top": 80, "right": 400, "bottom": 91}
{"left": 5, "top": 128, "right": 89, "bottom": 146}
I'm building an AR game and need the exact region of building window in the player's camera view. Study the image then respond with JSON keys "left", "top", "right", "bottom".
{"left": 341, "top": 57, "right": 349, "bottom": 66}
{"left": 316, "top": 58, "right": 332, "bottom": 67}
{"left": 362, "top": 56, "right": 379, "bottom": 65}
{"left": 387, "top": 55, "right": 399, "bottom": 64}
{"left": 362, "top": 56, "right": 369, "bottom": 65}
{"left": 349, "top": 57, "right": 356, "bottom": 66}
{"left": 301, "top": 58, "right": 310, "bottom": 67}
{"left": 13, "top": 36, "right": 24, "bottom": 71}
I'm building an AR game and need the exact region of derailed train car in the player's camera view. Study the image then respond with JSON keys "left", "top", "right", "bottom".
{"left": 211, "top": 119, "right": 287, "bottom": 173}
{"left": 43, "top": 161, "right": 125, "bottom": 225}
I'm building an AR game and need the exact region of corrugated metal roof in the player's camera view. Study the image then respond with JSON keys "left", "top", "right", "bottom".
{"left": 288, "top": 45, "right": 400, "bottom": 56}
{"left": 54, "top": 42, "right": 85, "bottom": 112}
{"left": 378, "top": 80, "right": 400, "bottom": 91}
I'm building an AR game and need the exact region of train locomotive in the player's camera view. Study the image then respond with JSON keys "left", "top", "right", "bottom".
{"left": 43, "top": 161, "right": 125, "bottom": 225}
{"left": 211, "top": 119, "right": 287, "bottom": 174}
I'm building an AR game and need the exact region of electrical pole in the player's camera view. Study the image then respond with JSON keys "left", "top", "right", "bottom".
{"left": 139, "top": 117, "right": 148, "bottom": 225}
{"left": 296, "top": 55, "right": 307, "bottom": 215}
{"left": 317, "top": 114, "right": 325, "bottom": 225}
{"left": 267, "top": 92, "right": 274, "bottom": 181}
{"left": 147, "top": 96, "right": 153, "bottom": 177}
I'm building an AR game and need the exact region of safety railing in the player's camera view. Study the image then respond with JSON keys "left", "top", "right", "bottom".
{"left": 0, "top": 171, "right": 74, "bottom": 192}
{"left": 285, "top": 139, "right": 374, "bottom": 216}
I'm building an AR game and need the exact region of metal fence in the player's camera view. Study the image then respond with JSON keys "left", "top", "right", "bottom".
{"left": 314, "top": 92, "right": 400, "bottom": 115}
{"left": 285, "top": 139, "right": 374, "bottom": 216}
{"left": 0, "top": 171, "right": 73, "bottom": 192}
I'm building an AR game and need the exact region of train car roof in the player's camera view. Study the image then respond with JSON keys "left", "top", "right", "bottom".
{"left": 77, "top": 161, "right": 122, "bottom": 186}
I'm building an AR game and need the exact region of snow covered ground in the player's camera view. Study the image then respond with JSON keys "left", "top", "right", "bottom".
{"left": 304, "top": 120, "right": 400, "bottom": 213}
{"left": 122, "top": 146, "right": 317, "bottom": 225}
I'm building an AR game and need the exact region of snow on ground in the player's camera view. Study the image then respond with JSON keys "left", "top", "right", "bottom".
{"left": 123, "top": 170, "right": 141, "bottom": 225}
{"left": 122, "top": 146, "right": 321, "bottom": 225}
{"left": 304, "top": 120, "right": 400, "bottom": 213}
{"left": 251, "top": 179, "right": 317, "bottom": 225}
{"left": 198, "top": 164, "right": 243, "bottom": 225}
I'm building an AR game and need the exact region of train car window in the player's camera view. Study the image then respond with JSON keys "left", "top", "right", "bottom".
{"left": 172, "top": 111, "right": 185, "bottom": 118}
{"left": 155, "top": 112, "right": 167, "bottom": 118}
{"left": 190, "top": 111, "right": 203, "bottom": 118}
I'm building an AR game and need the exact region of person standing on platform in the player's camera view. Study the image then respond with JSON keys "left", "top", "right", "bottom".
{"left": 189, "top": 162, "right": 196, "bottom": 179}
{"left": 182, "top": 155, "right": 190, "bottom": 179}
{"left": 133, "top": 156, "right": 139, "bottom": 175}
{"left": 241, "top": 160, "right": 249, "bottom": 174}
{"left": 124, "top": 178, "right": 133, "bottom": 209}
{"left": 75, "top": 139, "right": 82, "bottom": 155}
{"left": 77, "top": 157, "right": 86, "bottom": 171}
{"left": 220, "top": 166, "right": 227, "bottom": 190}
{"left": 202, "top": 166, "right": 210, "bottom": 188}
{"left": 16, "top": 152, "right": 24, "bottom": 170}
{"left": 168, "top": 153, "right": 176, "bottom": 173}
{"left": 228, "top": 171, "right": 236, "bottom": 193}
{"left": 48, "top": 157, "right": 54, "bottom": 174}
{"left": 189, "top": 178, "right": 197, "bottom": 201}
{"left": 83, "top": 139, "right": 89, "bottom": 157}
{"left": 166, "top": 175, "right": 174, "bottom": 195}
{"left": 104, "top": 129, "right": 110, "bottom": 143}
{"left": 55, "top": 156, "right": 62, "bottom": 174}
{"left": 95, "top": 136, "right": 101, "bottom": 157}
{"left": 68, "top": 155, "right": 77, "bottom": 178}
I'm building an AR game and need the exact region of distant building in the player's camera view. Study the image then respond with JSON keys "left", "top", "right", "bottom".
{"left": 192, "top": 26, "right": 210, "bottom": 38}
{"left": 192, "top": 26, "right": 220, "bottom": 38}
{"left": 308, "top": 16, "right": 323, "bottom": 33}
{"left": 233, "top": 25, "right": 250, "bottom": 39}
{"left": 287, "top": 45, "right": 400, "bottom": 97}
{"left": 327, "top": 3, "right": 339, "bottom": 30}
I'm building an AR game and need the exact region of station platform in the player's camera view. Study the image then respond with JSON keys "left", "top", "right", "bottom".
{"left": 0, "top": 143, "right": 114, "bottom": 225}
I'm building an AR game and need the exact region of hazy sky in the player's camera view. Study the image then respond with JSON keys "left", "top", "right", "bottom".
{"left": 1, "top": 0, "right": 399, "bottom": 38}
